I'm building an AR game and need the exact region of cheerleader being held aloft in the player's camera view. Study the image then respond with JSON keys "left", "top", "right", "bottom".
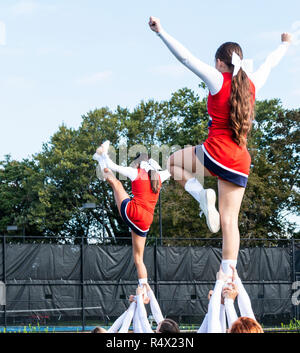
{"left": 93, "top": 141, "right": 171, "bottom": 292}
{"left": 149, "top": 16, "right": 292, "bottom": 277}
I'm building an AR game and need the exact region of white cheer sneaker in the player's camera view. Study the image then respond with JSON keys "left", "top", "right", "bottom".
{"left": 199, "top": 188, "right": 220, "bottom": 233}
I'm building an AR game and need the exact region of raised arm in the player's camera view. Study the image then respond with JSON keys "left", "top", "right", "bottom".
{"left": 230, "top": 266, "right": 256, "bottom": 320}
{"left": 149, "top": 16, "right": 223, "bottom": 95}
{"left": 103, "top": 154, "right": 138, "bottom": 181}
{"left": 136, "top": 288, "right": 153, "bottom": 333}
{"left": 107, "top": 310, "right": 127, "bottom": 333}
{"left": 223, "top": 283, "right": 239, "bottom": 329}
{"left": 146, "top": 284, "right": 164, "bottom": 325}
{"left": 235, "top": 277, "right": 256, "bottom": 320}
{"left": 249, "top": 33, "right": 292, "bottom": 92}
{"left": 94, "top": 152, "right": 138, "bottom": 181}
{"left": 158, "top": 169, "right": 171, "bottom": 183}
{"left": 118, "top": 302, "right": 136, "bottom": 333}
{"left": 197, "top": 313, "right": 208, "bottom": 333}
{"left": 219, "top": 304, "right": 227, "bottom": 333}
{"left": 207, "top": 279, "right": 224, "bottom": 333}
{"left": 206, "top": 268, "right": 229, "bottom": 333}
{"left": 133, "top": 306, "right": 144, "bottom": 333}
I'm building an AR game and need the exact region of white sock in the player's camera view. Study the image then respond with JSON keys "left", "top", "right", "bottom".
{"left": 98, "top": 156, "right": 107, "bottom": 170}
{"left": 102, "top": 153, "right": 115, "bottom": 169}
{"left": 221, "top": 259, "right": 237, "bottom": 276}
{"left": 184, "top": 177, "right": 204, "bottom": 203}
{"left": 138, "top": 278, "right": 148, "bottom": 287}
{"left": 94, "top": 154, "right": 107, "bottom": 170}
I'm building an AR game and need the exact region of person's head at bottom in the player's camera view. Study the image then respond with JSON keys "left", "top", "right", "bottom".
{"left": 156, "top": 318, "right": 180, "bottom": 333}
{"left": 229, "top": 317, "right": 263, "bottom": 333}
{"left": 91, "top": 326, "right": 107, "bottom": 333}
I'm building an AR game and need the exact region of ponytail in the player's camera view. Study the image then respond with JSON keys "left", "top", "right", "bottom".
{"left": 148, "top": 170, "right": 160, "bottom": 194}
{"left": 229, "top": 69, "right": 254, "bottom": 146}
{"left": 215, "top": 42, "right": 255, "bottom": 147}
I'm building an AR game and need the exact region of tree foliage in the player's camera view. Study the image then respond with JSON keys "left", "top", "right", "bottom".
{"left": 0, "top": 88, "right": 299, "bottom": 243}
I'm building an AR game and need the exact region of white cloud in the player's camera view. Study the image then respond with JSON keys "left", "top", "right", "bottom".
{"left": 0, "top": 21, "right": 6, "bottom": 45}
{"left": 258, "top": 21, "right": 300, "bottom": 47}
{"left": 10, "top": 0, "right": 57, "bottom": 16}
{"left": 150, "top": 64, "right": 187, "bottom": 77}
{"left": 257, "top": 30, "right": 281, "bottom": 42}
{"left": 291, "top": 21, "right": 300, "bottom": 31}
{"left": 4, "top": 76, "right": 36, "bottom": 90}
{"left": 291, "top": 20, "right": 300, "bottom": 46}
{"left": 76, "top": 71, "right": 113, "bottom": 85}
{"left": 287, "top": 55, "right": 300, "bottom": 73}
{"left": 292, "top": 89, "right": 300, "bottom": 96}
{"left": 11, "top": 0, "right": 38, "bottom": 16}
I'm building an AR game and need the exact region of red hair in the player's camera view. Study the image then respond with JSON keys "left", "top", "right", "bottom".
{"left": 229, "top": 317, "right": 263, "bottom": 333}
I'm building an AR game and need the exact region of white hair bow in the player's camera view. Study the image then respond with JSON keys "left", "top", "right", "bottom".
{"left": 140, "top": 158, "right": 162, "bottom": 173}
{"left": 232, "top": 51, "right": 253, "bottom": 77}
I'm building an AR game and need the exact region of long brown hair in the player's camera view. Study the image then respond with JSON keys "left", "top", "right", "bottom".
{"left": 130, "top": 153, "right": 160, "bottom": 194}
{"left": 229, "top": 317, "right": 264, "bottom": 333}
{"left": 215, "top": 42, "right": 255, "bottom": 146}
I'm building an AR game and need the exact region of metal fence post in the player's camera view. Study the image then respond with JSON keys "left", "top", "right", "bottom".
{"left": 291, "top": 238, "right": 299, "bottom": 321}
{"left": 2, "top": 235, "right": 6, "bottom": 328}
{"left": 159, "top": 192, "right": 162, "bottom": 246}
{"left": 81, "top": 234, "right": 85, "bottom": 331}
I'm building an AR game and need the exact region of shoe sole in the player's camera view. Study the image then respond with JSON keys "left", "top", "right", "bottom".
{"left": 204, "top": 189, "right": 220, "bottom": 233}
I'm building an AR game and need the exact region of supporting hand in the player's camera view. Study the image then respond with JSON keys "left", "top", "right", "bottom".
{"left": 216, "top": 267, "right": 229, "bottom": 282}
{"left": 222, "top": 283, "right": 239, "bottom": 301}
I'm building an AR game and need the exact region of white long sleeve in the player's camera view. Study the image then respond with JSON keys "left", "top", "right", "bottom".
{"left": 235, "top": 277, "right": 256, "bottom": 320}
{"left": 198, "top": 303, "right": 226, "bottom": 333}
{"left": 197, "top": 314, "right": 208, "bottom": 333}
{"left": 207, "top": 280, "right": 224, "bottom": 333}
{"left": 147, "top": 289, "right": 164, "bottom": 325}
{"left": 219, "top": 304, "right": 227, "bottom": 333}
{"left": 249, "top": 42, "right": 290, "bottom": 92}
{"left": 158, "top": 169, "right": 171, "bottom": 183}
{"left": 118, "top": 302, "right": 136, "bottom": 333}
{"left": 103, "top": 154, "right": 138, "bottom": 181}
{"left": 133, "top": 307, "right": 144, "bottom": 333}
{"left": 224, "top": 298, "right": 238, "bottom": 329}
{"left": 136, "top": 293, "right": 153, "bottom": 333}
{"left": 107, "top": 311, "right": 127, "bottom": 333}
{"left": 157, "top": 29, "right": 223, "bottom": 95}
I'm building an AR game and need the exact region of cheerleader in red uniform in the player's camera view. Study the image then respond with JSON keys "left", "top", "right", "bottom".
{"left": 93, "top": 141, "right": 171, "bottom": 290}
{"left": 149, "top": 16, "right": 291, "bottom": 275}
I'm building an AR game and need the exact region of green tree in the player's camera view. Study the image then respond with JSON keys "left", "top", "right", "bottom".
{"left": 0, "top": 88, "right": 299, "bottom": 243}
{"left": 0, "top": 156, "right": 43, "bottom": 236}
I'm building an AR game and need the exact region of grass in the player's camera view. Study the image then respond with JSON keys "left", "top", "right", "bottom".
{"left": 280, "top": 319, "right": 300, "bottom": 330}
{"left": 1, "top": 320, "right": 300, "bottom": 333}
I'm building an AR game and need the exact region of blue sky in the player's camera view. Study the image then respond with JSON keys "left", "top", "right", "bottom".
{"left": 0, "top": 0, "right": 300, "bottom": 161}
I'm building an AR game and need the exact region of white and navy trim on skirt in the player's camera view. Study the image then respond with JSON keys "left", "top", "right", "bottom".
{"left": 120, "top": 198, "right": 149, "bottom": 237}
{"left": 195, "top": 144, "right": 249, "bottom": 188}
